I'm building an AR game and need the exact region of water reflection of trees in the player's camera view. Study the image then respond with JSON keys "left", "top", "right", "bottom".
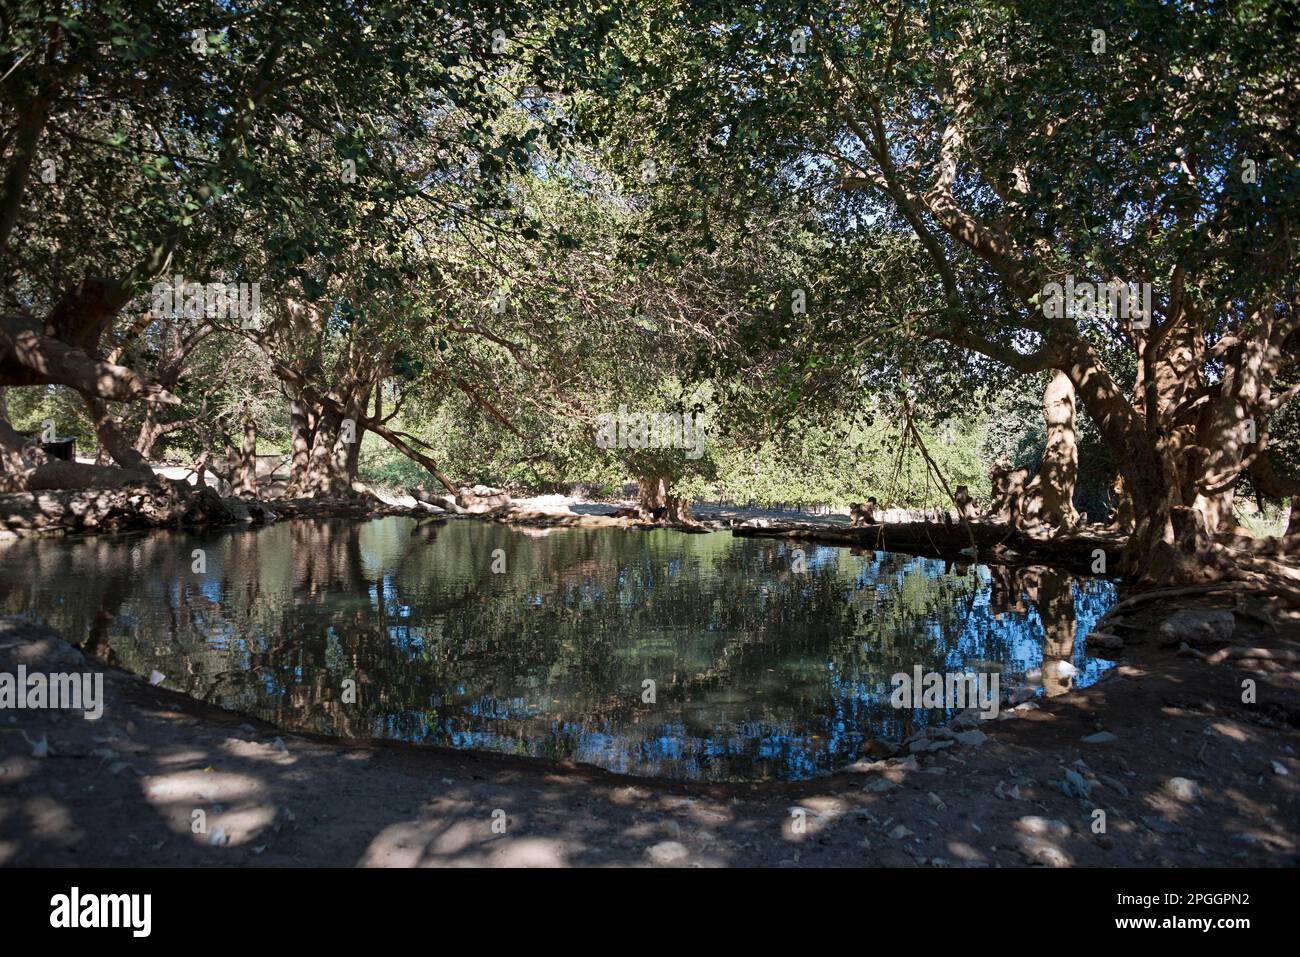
{"left": 0, "top": 519, "right": 1114, "bottom": 780}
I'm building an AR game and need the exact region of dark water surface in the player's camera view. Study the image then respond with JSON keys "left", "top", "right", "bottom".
{"left": 0, "top": 517, "right": 1115, "bottom": 780}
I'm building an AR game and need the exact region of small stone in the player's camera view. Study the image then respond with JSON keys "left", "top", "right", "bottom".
{"left": 148, "top": 670, "right": 166, "bottom": 686}
{"left": 954, "top": 729, "right": 987, "bottom": 747}
{"left": 1099, "top": 775, "right": 1130, "bottom": 797}
{"left": 208, "top": 826, "right": 229, "bottom": 846}
{"left": 1081, "top": 731, "right": 1118, "bottom": 744}
{"left": 1017, "top": 816, "right": 1071, "bottom": 839}
{"left": 1164, "top": 776, "right": 1202, "bottom": 802}
{"left": 889, "top": 825, "right": 913, "bottom": 840}
{"left": 1061, "top": 768, "right": 1092, "bottom": 799}
{"left": 1271, "top": 761, "right": 1288, "bottom": 776}
{"left": 646, "top": 841, "right": 689, "bottom": 865}
{"left": 863, "top": 777, "right": 897, "bottom": 793}
{"left": 1018, "top": 839, "right": 1072, "bottom": 868}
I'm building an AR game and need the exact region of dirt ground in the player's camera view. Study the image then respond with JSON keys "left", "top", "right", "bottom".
{"left": 1, "top": 598, "right": 1297, "bottom": 868}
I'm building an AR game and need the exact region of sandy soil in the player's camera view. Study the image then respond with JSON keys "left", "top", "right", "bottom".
{"left": 2, "top": 595, "right": 1297, "bottom": 868}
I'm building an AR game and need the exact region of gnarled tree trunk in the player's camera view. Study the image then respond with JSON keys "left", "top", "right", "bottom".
{"left": 238, "top": 409, "right": 257, "bottom": 495}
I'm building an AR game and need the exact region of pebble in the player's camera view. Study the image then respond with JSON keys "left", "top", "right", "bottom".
{"left": 646, "top": 841, "right": 689, "bottom": 865}
{"left": 1081, "top": 731, "right": 1117, "bottom": 744}
{"left": 1164, "top": 776, "right": 1202, "bottom": 802}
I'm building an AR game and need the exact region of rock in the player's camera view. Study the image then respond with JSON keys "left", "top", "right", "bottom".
{"left": 1272, "top": 760, "right": 1289, "bottom": 776}
{"left": 148, "top": 670, "right": 166, "bottom": 686}
{"left": 1164, "top": 776, "right": 1202, "bottom": 802}
{"left": 1015, "top": 817, "right": 1073, "bottom": 868}
{"left": 1081, "top": 731, "right": 1118, "bottom": 744}
{"left": 927, "top": 792, "right": 947, "bottom": 811}
{"left": 1085, "top": 631, "right": 1125, "bottom": 654}
{"left": 954, "top": 729, "right": 987, "bottom": 747}
{"left": 1099, "top": 775, "right": 1130, "bottom": 797}
{"left": 1018, "top": 839, "right": 1072, "bottom": 868}
{"left": 861, "top": 738, "right": 897, "bottom": 758}
{"left": 888, "top": 825, "right": 913, "bottom": 840}
{"left": 888, "top": 755, "right": 920, "bottom": 772}
{"left": 455, "top": 486, "right": 512, "bottom": 514}
{"left": 1060, "top": 768, "right": 1093, "bottom": 799}
{"left": 646, "top": 841, "right": 689, "bottom": 865}
{"left": 1158, "top": 609, "right": 1235, "bottom": 647}
{"left": 863, "top": 777, "right": 897, "bottom": 793}
{"left": 994, "top": 781, "right": 1022, "bottom": 801}
{"left": 1017, "top": 816, "right": 1071, "bottom": 839}
{"left": 1008, "top": 687, "right": 1036, "bottom": 706}
{"left": 208, "top": 826, "right": 229, "bottom": 846}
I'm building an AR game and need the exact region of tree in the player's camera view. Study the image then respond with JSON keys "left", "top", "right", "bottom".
{"left": 564, "top": 0, "right": 1300, "bottom": 581}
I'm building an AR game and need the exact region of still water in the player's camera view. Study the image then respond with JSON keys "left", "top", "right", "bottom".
{"left": 0, "top": 517, "right": 1114, "bottom": 780}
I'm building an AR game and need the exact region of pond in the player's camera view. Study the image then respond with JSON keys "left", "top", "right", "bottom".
{"left": 0, "top": 517, "right": 1115, "bottom": 781}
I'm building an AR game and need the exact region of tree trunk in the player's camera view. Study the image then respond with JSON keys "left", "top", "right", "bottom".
{"left": 288, "top": 395, "right": 312, "bottom": 491}
{"left": 298, "top": 407, "right": 361, "bottom": 496}
{"left": 86, "top": 398, "right": 150, "bottom": 471}
{"left": 136, "top": 405, "right": 163, "bottom": 461}
{"left": 638, "top": 475, "right": 669, "bottom": 516}
{"left": 239, "top": 411, "right": 257, "bottom": 495}
{"left": 0, "top": 387, "right": 38, "bottom": 489}
{"left": 1017, "top": 372, "right": 1079, "bottom": 532}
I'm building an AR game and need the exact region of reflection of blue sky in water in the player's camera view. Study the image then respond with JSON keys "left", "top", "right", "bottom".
{"left": 1, "top": 519, "right": 1114, "bottom": 781}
